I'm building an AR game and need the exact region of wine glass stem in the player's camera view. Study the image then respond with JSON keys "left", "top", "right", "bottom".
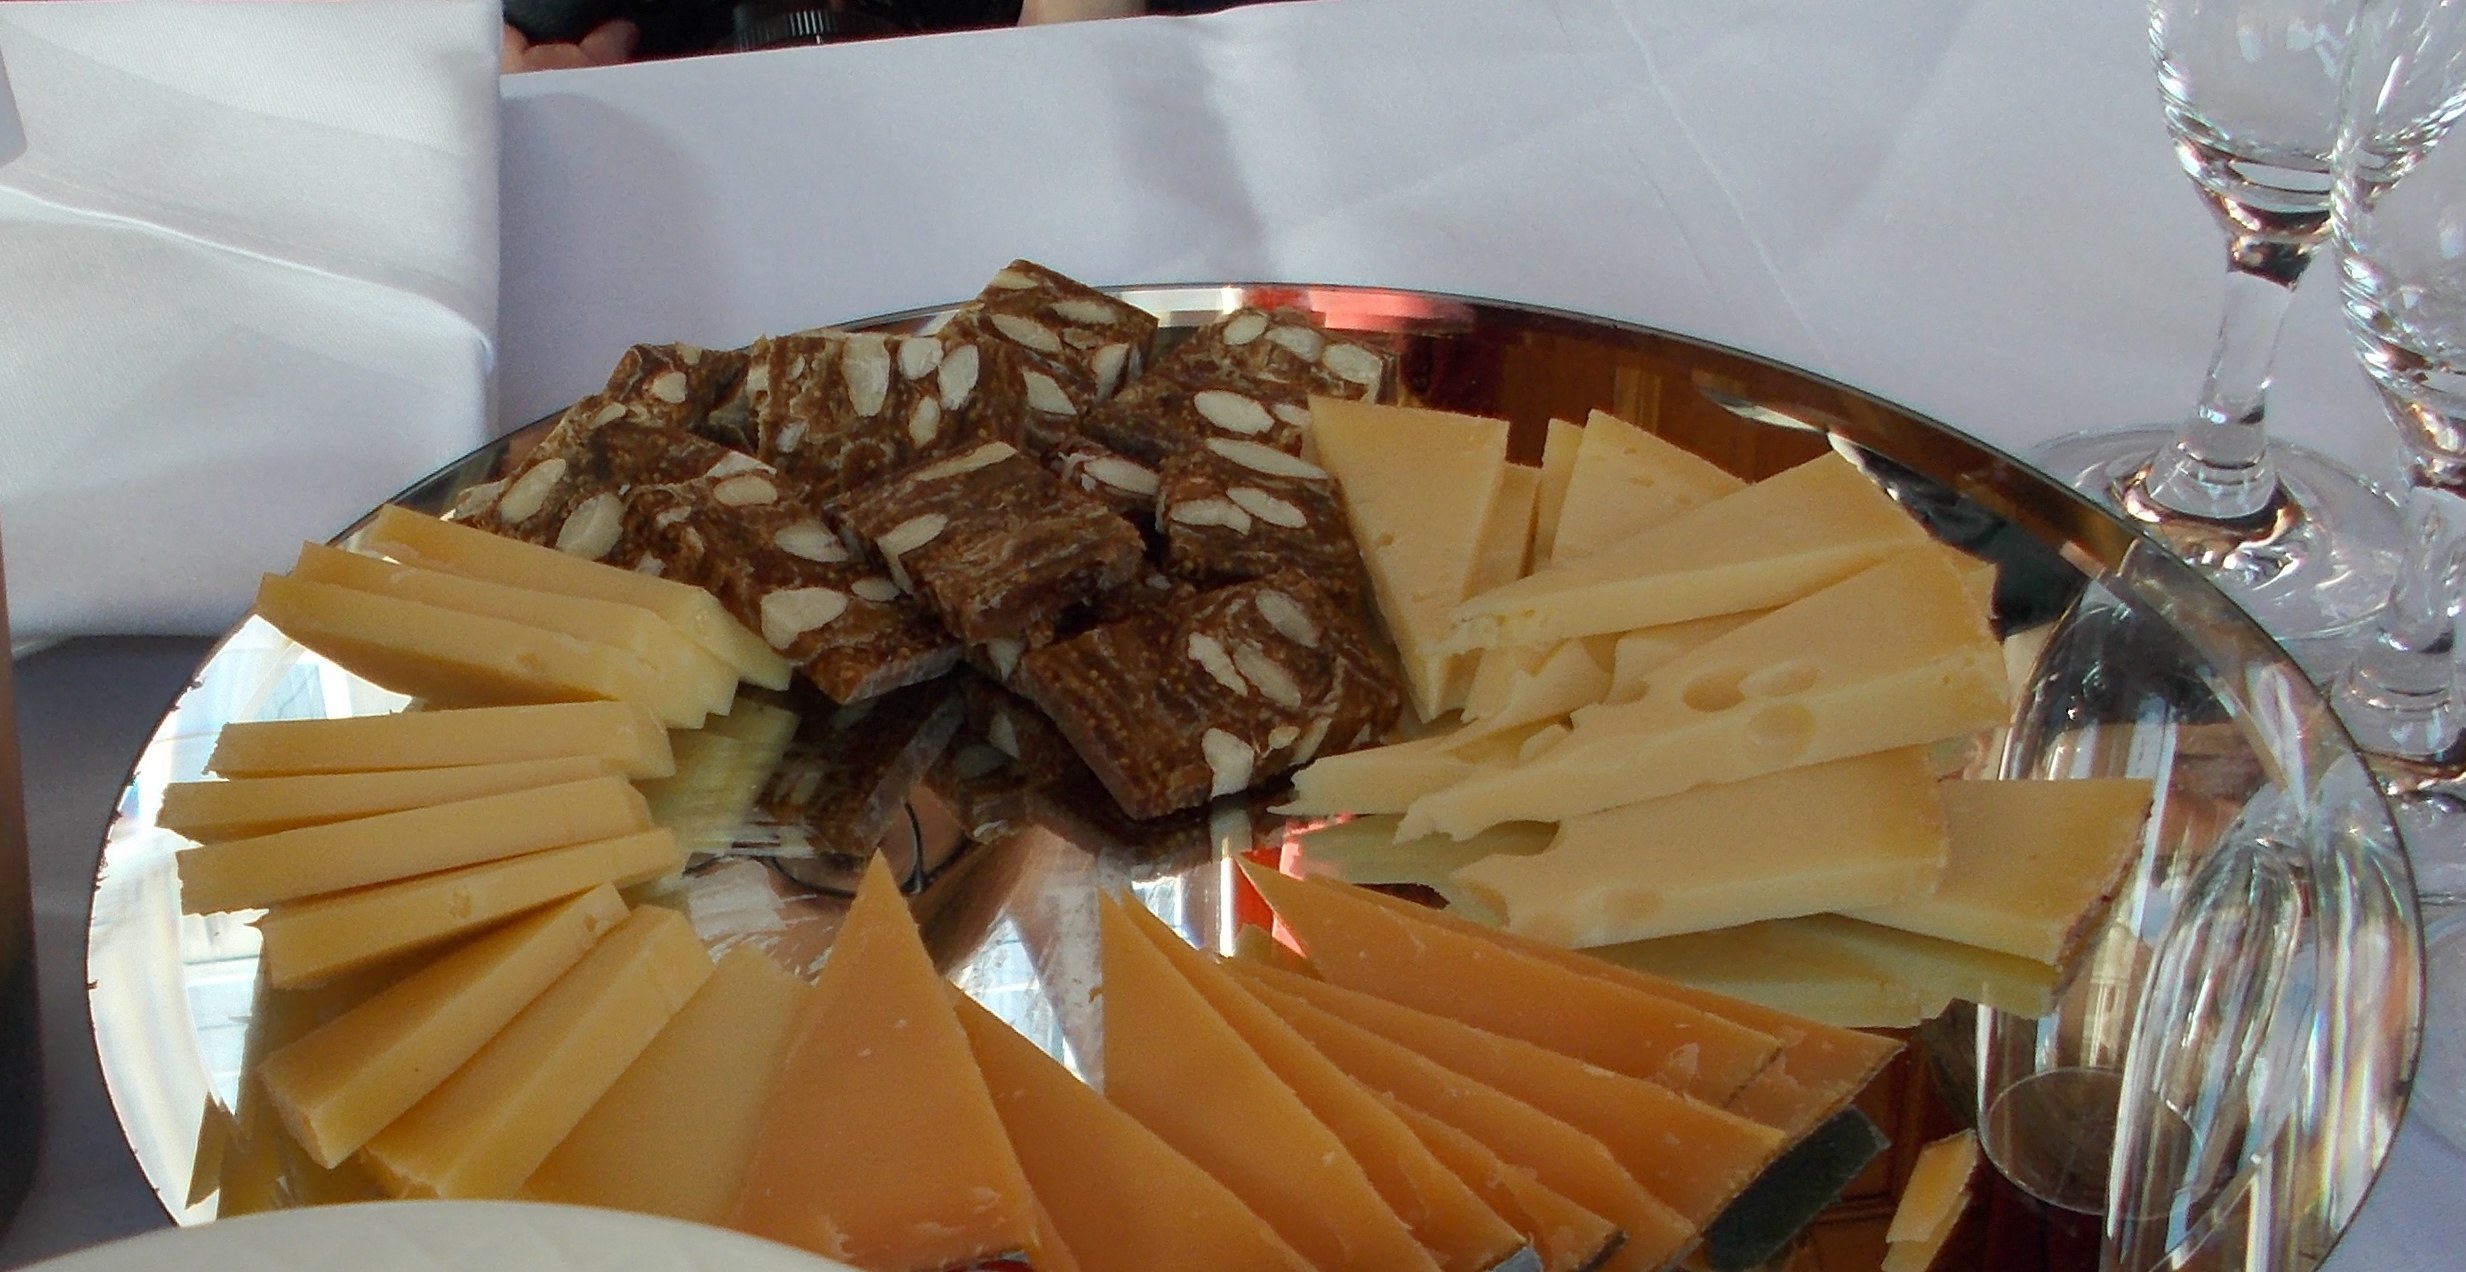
{"left": 2141, "top": 232, "right": 2315, "bottom": 521}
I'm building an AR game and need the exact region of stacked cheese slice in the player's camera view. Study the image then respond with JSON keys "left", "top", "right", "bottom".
{"left": 1287, "top": 407, "right": 2154, "bottom": 1027}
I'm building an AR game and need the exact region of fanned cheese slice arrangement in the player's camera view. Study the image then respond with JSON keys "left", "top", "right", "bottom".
{"left": 731, "top": 854, "right": 1073, "bottom": 1271}
{"left": 1545, "top": 409, "right": 1746, "bottom": 565}
{"left": 1243, "top": 861, "right": 1780, "bottom": 1103}
{"left": 257, "top": 886, "right": 629, "bottom": 1168}
{"left": 1845, "top": 777, "right": 2151, "bottom": 963}
{"left": 159, "top": 756, "right": 617, "bottom": 841}
{"left": 522, "top": 945, "right": 814, "bottom": 1223}
{"left": 1443, "top": 453, "right": 1932, "bottom": 653}
{"left": 177, "top": 775, "right": 652, "bottom": 914}
{"left": 1304, "top": 396, "right": 1510, "bottom": 719}
{"left": 207, "top": 701, "right": 676, "bottom": 780}
{"left": 360, "top": 503, "right": 791, "bottom": 688}
{"left": 360, "top": 905, "right": 714, "bottom": 1198}
{"left": 1404, "top": 547, "right": 2008, "bottom": 839}
{"left": 1095, "top": 893, "right": 1439, "bottom": 1272}
{"left": 1390, "top": 1101, "right": 1621, "bottom": 1272}
{"left": 949, "top": 990, "right": 1312, "bottom": 1272}
{"left": 1449, "top": 748, "right": 1950, "bottom": 947}
{"left": 1112, "top": 900, "right": 1528, "bottom": 1272}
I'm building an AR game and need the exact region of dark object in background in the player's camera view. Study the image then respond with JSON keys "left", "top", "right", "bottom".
{"left": 502, "top": 0, "right": 1024, "bottom": 55}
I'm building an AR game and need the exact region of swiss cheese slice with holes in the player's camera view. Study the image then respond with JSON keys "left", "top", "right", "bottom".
{"left": 949, "top": 989, "right": 1312, "bottom": 1272}
{"left": 1239, "top": 960, "right": 1786, "bottom": 1230}
{"left": 1604, "top": 611, "right": 1765, "bottom": 702}
{"left": 1444, "top": 453, "right": 1930, "bottom": 653}
{"left": 159, "top": 755, "right": 617, "bottom": 841}
{"left": 1404, "top": 548, "right": 2007, "bottom": 840}
{"left": 1389, "top": 1100, "right": 1621, "bottom": 1272}
{"left": 1236, "top": 969, "right": 1692, "bottom": 1272}
{"left": 1115, "top": 900, "right": 1527, "bottom": 1272}
{"left": 1291, "top": 817, "right": 1552, "bottom": 899}
{"left": 257, "top": 886, "right": 628, "bottom": 1169}
{"left": 522, "top": 945, "right": 814, "bottom": 1224}
{"left": 1277, "top": 723, "right": 1545, "bottom": 818}
{"left": 1449, "top": 749, "right": 1950, "bottom": 948}
{"left": 291, "top": 542, "right": 739, "bottom": 721}
{"left": 1546, "top": 409, "right": 1746, "bottom": 565}
{"left": 360, "top": 504, "right": 792, "bottom": 689}
{"left": 1241, "top": 862, "right": 1781, "bottom": 1104}
{"left": 1096, "top": 894, "right": 1439, "bottom": 1272}
{"left": 206, "top": 702, "right": 675, "bottom": 780}
{"left": 1306, "top": 397, "right": 1510, "bottom": 720}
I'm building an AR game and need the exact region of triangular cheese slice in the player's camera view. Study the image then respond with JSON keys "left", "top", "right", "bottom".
{"left": 1590, "top": 915, "right": 2057, "bottom": 1027}
{"left": 1445, "top": 452, "right": 1931, "bottom": 652}
{"left": 1114, "top": 900, "right": 1527, "bottom": 1272}
{"left": 1389, "top": 1100, "right": 1621, "bottom": 1272}
{"left": 730, "top": 855, "right": 1071, "bottom": 1271}
{"left": 950, "top": 989, "right": 1311, "bottom": 1272}
{"left": 1405, "top": 547, "right": 2008, "bottom": 839}
{"left": 1095, "top": 894, "right": 1438, "bottom": 1272}
{"left": 1242, "top": 862, "right": 1780, "bottom": 1104}
{"left": 1527, "top": 418, "right": 1583, "bottom": 573}
{"left": 1238, "top": 961, "right": 1786, "bottom": 1229}
{"left": 1547, "top": 409, "right": 1746, "bottom": 564}
{"left": 1237, "top": 970, "right": 1693, "bottom": 1272}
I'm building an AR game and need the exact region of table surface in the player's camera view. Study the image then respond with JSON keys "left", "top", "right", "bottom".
{"left": 9, "top": 0, "right": 2466, "bottom": 1265}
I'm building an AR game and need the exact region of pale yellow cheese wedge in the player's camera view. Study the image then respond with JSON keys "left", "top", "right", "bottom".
{"left": 178, "top": 775, "right": 652, "bottom": 914}
{"left": 254, "top": 828, "right": 683, "bottom": 988}
{"left": 1239, "top": 961, "right": 1785, "bottom": 1229}
{"left": 361, "top": 504, "right": 791, "bottom": 689}
{"left": 291, "top": 542, "right": 739, "bottom": 721}
{"left": 1473, "top": 465, "right": 1542, "bottom": 602}
{"left": 1604, "top": 611, "right": 1765, "bottom": 702}
{"left": 522, "top": 945, "right": 814, "bottom": 1223}
{"left": 1590, "top": 915, "right": 2056, "bottom": 1028}
{"left": 360, "top": 905, "right": 712, "bottom": 1198}
{"left": 731, "top": 855, "right": 1069, "bottom": 1271}
{"left": 1242, "top": 862, "right": 1781, "bottom": 1104}
{"left": 1450, "top": 749, "right": 1949, "bottom": 948}
{"left": 1882, "top": 1129, "right": 1978, "bottom": 1271}
{"left": 214, "top": 960, "right": 406, "bottom": 1214}
{"left": 638, "top": 697, "right": 800, "bottom": 859}
{"left": 1390, "top": 1100, "right": 1621, "bottom": 1272}
{"left": 1546, "top": 409, "right": 1746, "bottom": 564}
{"left": 258, "top": 886, "right": 629, "bottom": 1168}
{"left": 206, "top": 701, "right": 675, "bottom": 780}
{"left": 160, "top": 756, "right": 617, "bottom": 841}
{"left": 1447, "top": 638, "right": 1612, "bottom": 741}
{"left": 1291, "top": 817, "right": 1553, "bottom": 896}
{"left": 1844, "top": 777, "right": 2152, "bottom": 964}
{"left": 1307, "top": 396, "right": 1510, "bottom": 720}
{"left": 1097, "top": 894, "right": 1439, "bottom": 1272}
{"left": 1444, "top": 452, "right": 1932, "bottom": 652}
{"left": 1116, "top": 900, "right": 1527, "bottom": 1272}
{"left": 950, "top": 990, "right": 1312, "bottom": 1272}
{"left": 1527, "top": 418, "right": 1583, "bottom": 573}
{"left": 1240, "top": 971, "right": 1693, "bottom": 1272}
{"left": 255, "top": 574, "right": 714, "bottom": 729}
{"left": 1404, "top": 547, "right": 2008, "bottom": 840}
{"left": 1278, "top": 724, "right": 1541, "bottom": 818}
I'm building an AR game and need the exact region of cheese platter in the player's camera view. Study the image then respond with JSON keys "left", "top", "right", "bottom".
{"left": 83, "top": 282, "right": 2420, "bottom": 1271}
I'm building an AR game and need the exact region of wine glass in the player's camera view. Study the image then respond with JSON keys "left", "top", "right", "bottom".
{"left": 2037, "top": 0, "right": 2404, "bottom": 643}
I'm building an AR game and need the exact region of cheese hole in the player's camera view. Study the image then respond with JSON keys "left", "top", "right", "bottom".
{"left": 1742, "top": 704, "right": 1814, "bottom": 765}
{"left": 1739, "top": 659, "right": 1820, "bottom": 698}
{"left": 1680, "top": 667, "right": 1748, "bottom": 713}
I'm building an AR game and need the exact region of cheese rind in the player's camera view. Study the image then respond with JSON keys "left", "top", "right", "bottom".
{"left": 359, "top": 906, "right": 714, "bottom": 1198}
{"left": 177, "top": 776, "right": 653, "bottom": 914}
{"left": 361, "top": 504, "right": 792, "bottom": 688}
{"left": 1444, "top": 453, "right": 1931, "bottom": 652}
{"left": 159, "top": 756, "right": 617, "bottom": 841}
{"left": 522, "top": 945, "right": 814, "bottom": 1223}
{"left": 257, "top": 886, "right": 628, "bottom": 1167}
{"left": 254, "top": 828, "right": 683, "bottom": 988}
{"left": 207, "top": 701, "right": 675, "bottom": 780}
{"left": 1450, "top": 749, "right": 1950, "bottom": 947}
{"left": 1546, "top": 409, "right": 1745, "bottom": 564}
{"left": 1097, "top": 894, "right": 1438, "bottom": 1272}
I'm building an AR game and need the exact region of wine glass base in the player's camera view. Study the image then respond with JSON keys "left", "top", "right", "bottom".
{"left": 2033, "top": 426, "right": 2403, "bottom": 642}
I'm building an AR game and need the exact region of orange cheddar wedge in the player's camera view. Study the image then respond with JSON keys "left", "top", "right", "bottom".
{"left": 1242, "top": 862, "right": 1779, "bottom": 1103}
{"left": 1390, "top": 1099, "right": 1623, "bottom": 1272}
{"left": 1238, "top": 971, "right": 1694, "bottom": 1272}
{"left": 1114, "top": 900, "right": 1527, "bottom": 1272}
{"left": 951, "top": 990, "right": 1311, "bottom": 1272}
{"left": 1326, "top": 883, "right": 1899, "bottom": 1137}
{"left": 731, "top": 855, "right": 1070, "bottom": 1271}
{"left": 1095, "top": 893, "right": 1438, "bottom": 1272}
{"left": 1238, "top": 960, "right": 1783, "bottom": 1228}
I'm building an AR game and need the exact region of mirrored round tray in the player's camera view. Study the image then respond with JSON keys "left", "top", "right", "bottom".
{"left": 84, "top": 286, "right": 2424, "bottom": 1271}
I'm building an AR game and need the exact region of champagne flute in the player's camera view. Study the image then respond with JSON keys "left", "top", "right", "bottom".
{"left": 2037, "top": 0, "right": 2404, "bottom": 642}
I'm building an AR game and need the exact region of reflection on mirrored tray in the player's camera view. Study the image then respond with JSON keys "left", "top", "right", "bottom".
{"left": 85, "top": 287, "right": 2420, "bottom": 1271}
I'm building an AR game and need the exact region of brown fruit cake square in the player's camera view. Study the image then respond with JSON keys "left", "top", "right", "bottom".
{"left": 938, "top": 259, "right": 1159, "bottom": 457}
{"left": 1076, "top": 306, "right": 1395, "bottom": 465}
{"left": 1156, "top": 436, "right": 1370, "bottom": 609}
